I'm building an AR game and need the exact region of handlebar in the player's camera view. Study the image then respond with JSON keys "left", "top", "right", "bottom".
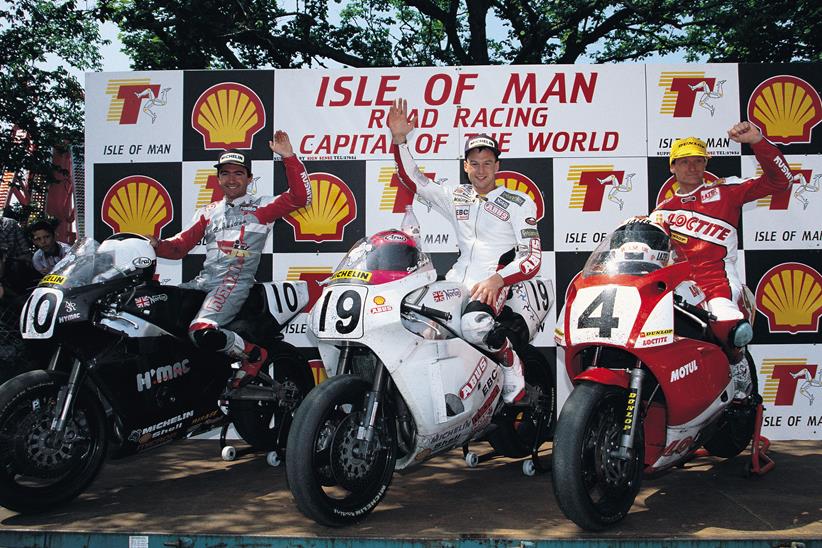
{"left": 673, "top": 294, "right": 716, "bottom": 324}
{"left": 401, "top": 302, "right": 452, "bottom": 321}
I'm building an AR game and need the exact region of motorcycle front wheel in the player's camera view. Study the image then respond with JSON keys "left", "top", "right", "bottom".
{"left": 229, "top": 346, "right": 314, "bottom": 452}
{"left": 286, "top": 375, "right": 396, "bottom": 527}
{"left": 0, "top": 370, "right": 108, "bottom": 514}
{"left": 552, "top": 382, "right": 643, "bottom": 531}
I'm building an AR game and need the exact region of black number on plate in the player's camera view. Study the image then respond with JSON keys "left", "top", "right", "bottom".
{"left": 577, "top": 288, "right": 619, "bottom": 337}
{"left": 335, "top": 290, "right": 362, "bottom": 334}
{"left": 318, "top": 289, "right": 361, "bottom": 334}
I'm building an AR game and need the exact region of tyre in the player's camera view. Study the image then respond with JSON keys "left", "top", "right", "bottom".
{"left": 230, "top": 347, "right": 314, "bottom": 451}
{"left": 552, "top": 382, "right": 643, "bottom": 531}
{"left": 286, "top": 375, "right": 396, "bottom": 527}
{"left": 487, "top": 346, "right": 555, "bottom": 457}
{"left": 703, "top": 351, "right": 758, "bottom": 458}
{"left": 0, "top": 370, "right": 108, "bottom": 514}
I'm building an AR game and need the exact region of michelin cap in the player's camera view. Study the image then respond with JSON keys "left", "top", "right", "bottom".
{"left": 669, "top": 137, "right": 710, "bottom": 165}
{"left": 214, "top": 149, "right": 252, "bottom": 173}
{"left": 464, "top": 134, "right": 501, "bottom": 158}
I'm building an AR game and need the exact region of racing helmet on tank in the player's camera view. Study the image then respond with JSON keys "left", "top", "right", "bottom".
{"left": 95, "top": 233, "right": 157, "bottom": 283}
{"left": 609, "top": 216, "right": 673, "bottom": 274}
{"left": 365, "top": 229, "right": 430, "bottom": 284}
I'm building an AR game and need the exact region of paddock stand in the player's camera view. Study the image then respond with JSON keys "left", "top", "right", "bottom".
{"left": 747, "top": 402, "right": 775, "bottom": 476}
{"left": 216, "top": 422, "right": 282, "bottom": 467}
{"left": 462, "top": 393, "right": 553, "bottom": 477}
{"left": 692, "top": 399, "right": 774, "bottom": 477}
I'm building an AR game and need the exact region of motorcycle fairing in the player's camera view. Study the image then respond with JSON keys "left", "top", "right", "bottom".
{"left": 563, "top": 262, "right": 690, "bottom": 350}
{"left": 310, "top": 270, "right": 511, "bottom": 470}
{"left": 20, "top": 282, "right": 127, "bottom": 340}
{"left": 646, "top": 380, "right": 733, "bottom": 471}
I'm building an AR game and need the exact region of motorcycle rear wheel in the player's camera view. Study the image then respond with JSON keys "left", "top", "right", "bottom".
{"left": 0, "top": 370, "right": 108, "bottom": 514}
{"left": 286, "top": 375, "right": 396, "bottom": 527}
{"left": 703, "top": 350, "right": 758, "bottom": 458}
{"left": 552, "top": 382, "right": 643, "bottom": 531}
{"left": 229, "top": 347, "right": 314, "bottom": 452}
{"left": 487, "top": 345, "right": 555, "bottom": 457}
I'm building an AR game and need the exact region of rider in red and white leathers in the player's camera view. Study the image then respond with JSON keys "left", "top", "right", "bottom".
{"left": 151, "top": 133, "right": 311, "bottom": 378}
{"left": 651, "top": 122, "right": 792, "bottom": 399}
{"left": 388, "top": 99, "right": 541, "bottom": 403}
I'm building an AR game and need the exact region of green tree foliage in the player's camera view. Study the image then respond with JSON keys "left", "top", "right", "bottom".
{"left": 100, "top": 0, "right": 821, "bottom": 70}
{"left": 0, "top": 0, "right": 103, "bottom": 188}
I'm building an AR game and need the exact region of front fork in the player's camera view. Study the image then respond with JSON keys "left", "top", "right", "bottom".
{"left": 354, "top": 361, "right": 388, "bottom": 457}
{"left": 613, "top": 363, "right": 644, "bottom": 461}
{"left": 50, "top": 357, "right": 85, "bottom": 441}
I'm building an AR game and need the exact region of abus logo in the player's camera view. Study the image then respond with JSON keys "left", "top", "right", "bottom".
{"left": 755, "top": 262, "right": 822, "bottom": 334}
{"left": 748, "top": 75, "right": 822, "bottom": 145}
{"left": 192, "top": 82, "right": 265, "bottom": 149}
{"left": 287, "top": 266, "right": 333, "bottom": 311}
{"left": 753, "top": 163, "right": 817, "bottom": 210}
{"left": 495, "top": 171, "right": 544, "bottom": 220}
{"left": 656, "top": 172, "right": 721, "bottom": 205}
{"left": 105, "top": 79, "right": 171, "bottom": 125}
{"left": 567, "top": 165, "right": 634, "bottom": 211}
{"left": 658, "top": 72, "right": 725, "bottom": 118}
{"left": 760, "top": 358, "right": 819, "bottom": 406}
{"left": 285, "top": 173, "right": 356, "bottom": 242}
{"left": 101, "top": 175, "right": 173, "bottom": 237}
{"left": 378, "top": 165, "right": 432, "bottom": 213}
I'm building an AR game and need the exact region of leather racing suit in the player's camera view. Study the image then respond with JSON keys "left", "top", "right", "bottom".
{"left": 651, "top": 139, "right": 792, "bottom": 398}
{"left": 652, "top": 139, "right": 792, "bottom": 309}
{"left": 155, "top": 155, "right": 311, "bottom": 357}
{"left": 393, "top": 143, "right": 541, "bottom": 347}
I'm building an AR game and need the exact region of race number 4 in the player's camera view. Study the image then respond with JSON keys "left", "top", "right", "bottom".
{"left": 569, "top": 285, "right": 639, "bottom": 346}
{"left": 577, "top": 287, "right": 619, "bottom": 337}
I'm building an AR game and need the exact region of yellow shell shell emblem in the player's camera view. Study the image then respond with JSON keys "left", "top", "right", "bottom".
{"left": 101, "top": 176, "right": 173, "bottom": 237}
{"left": 748, "top": 75, "right": 822, "bottom": 145}
{"left": 286, "top": 173, "right": 356, "bottom": 242}
{"left": 495, "top": 170, "right": 544, "bottom": 219}
{"left": 192, "top": 82, "right": 266, "bottom": 149}
{"left": 755, "top": 262, "right": 822, "bottom": 334}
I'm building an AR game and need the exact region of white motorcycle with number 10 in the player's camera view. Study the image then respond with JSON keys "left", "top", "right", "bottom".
{"left": 285, "top": 229, "right": 555, "bottom": 527}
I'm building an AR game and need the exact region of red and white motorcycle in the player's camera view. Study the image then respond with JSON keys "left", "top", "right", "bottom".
{"left": 285, "top": 229, "right": 555, "bottom": 526}
{"left": 552, "top": 219, "right": 773, "bottom": 531}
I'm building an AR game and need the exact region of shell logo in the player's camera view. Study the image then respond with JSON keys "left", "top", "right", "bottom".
{"left": 191, "top": 82, "right": 265, "bottom": 149}
{"left": 285, "top": 173, "right": 356, "bottom": 242}
{"left": 747, "top": 75, "right": 822, "bottom": 145}
{"left": 755, "top": 262, "right": 822, "bottom": 334}
{"left": 495, "top": 171, "right": 544, "bottom": 220}
{"left": 101, "top": 176, "right": 173, "bottom": 237}
{"left": 656, "top": 171, "right": 721, "bottom": 205}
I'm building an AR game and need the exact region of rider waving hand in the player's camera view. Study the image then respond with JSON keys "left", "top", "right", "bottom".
{"left": 651, "top": 121, "right": 792, "bottom": 400}
{"left": 148, "top": 131, "right": 312, "bottom": 385}
{"left": 388, "top": 99, "right": 542, "bottom": 403}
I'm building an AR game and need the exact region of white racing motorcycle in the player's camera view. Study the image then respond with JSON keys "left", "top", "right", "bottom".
{"left": 285, "top": 229, "right": 555, "bottom": 526}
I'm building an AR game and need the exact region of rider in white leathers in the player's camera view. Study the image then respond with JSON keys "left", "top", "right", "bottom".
{"left": 388, "top": 99, "right": 542, "bottom": 403}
